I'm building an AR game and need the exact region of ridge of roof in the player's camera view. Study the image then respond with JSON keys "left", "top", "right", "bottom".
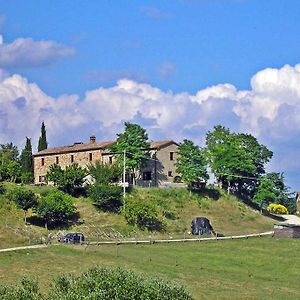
{"left": 33, "top": 140, "right": 178, "bottom": 157}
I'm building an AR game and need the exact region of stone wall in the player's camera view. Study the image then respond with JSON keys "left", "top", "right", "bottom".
{"left": 33, "top": 149, "right": 104, "bottom": 184}
{"left": 33, "top": 142, "right": 179, "bottom": 187}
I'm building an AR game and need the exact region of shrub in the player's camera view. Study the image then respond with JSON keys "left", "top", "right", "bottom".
{"left": 123, "top": 197, "right": 166, "bottom": 231}
{"left": 0, "top": 267, "right": 192, "bottom": 300}
{"left": 37, "top": 190, "right": 76, "bottom": 226}
{"left": 49, "top": 266, "right": 192, "bottom": 300}
{"left": 0, "top": 278, "right": 42, "bottom": 300}
{"left": 88, "top": 184, "right": 123, "bottom": 212}
{"left": 267, "top": 203, "right": 288, "bottom": 214}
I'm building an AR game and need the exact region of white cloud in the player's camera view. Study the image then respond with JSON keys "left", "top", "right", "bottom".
{"left": 2, "top": 64, "right": 300, "bottom": 188}
{"left": 0, "top": 36, "right": 75, "bottom": 68}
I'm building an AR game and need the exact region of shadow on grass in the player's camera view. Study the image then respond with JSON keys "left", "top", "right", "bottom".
{"left": 191, "top": 187, "right": 221, "bottom": 200}
{"left": 27, "top": 212, "right": 81, "bottom": 230}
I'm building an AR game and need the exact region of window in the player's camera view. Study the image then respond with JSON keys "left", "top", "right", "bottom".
{"left": 168, "top": 171, "right": 173, "bottom": 177}
{"left": 89, "top": 153, "right": 93, "bottom": 161}
{"left": 143, "top": 171, "right": 152, "bottom": 181}
{"left": 71, "top": 155, "right": 74, "bottom": 163}
{"left": 41, "top": 158, "right": 44, "bottom": 166}
{"left": 170, "top": 152, "right": 174, "bottom": 161}
{"left": 39, "top": 176, "right": 45, "bottom": 183}
{"left": 109, "top": 156, "right": 113, "bottom": 164}
{"left": 56, "top": 156, "right": 59, "bottom": 164}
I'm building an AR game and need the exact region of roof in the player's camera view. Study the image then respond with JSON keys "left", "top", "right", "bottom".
{"left": 33, "top": 141, "right": 115, "bottom": 157}
{"left": 149, "top": 140, "right": 179, "bottom": 150}
{"left": 33, "top": 139, "right": 178, "bottom": 157}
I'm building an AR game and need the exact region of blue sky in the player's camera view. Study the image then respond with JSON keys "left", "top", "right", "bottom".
{"left": 1, "top": 0, "right": 300, "bottom": 190}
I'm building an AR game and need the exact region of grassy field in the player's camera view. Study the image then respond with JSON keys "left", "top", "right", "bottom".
{"left": 0, "top": 183, "right": 275, "bottom": 248}
{"left": 0, "top": 237, "right": 299, "bottom": 299}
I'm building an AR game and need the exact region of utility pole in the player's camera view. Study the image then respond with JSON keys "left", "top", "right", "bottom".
{"left": 123, "top": 149, "right": 126, "bottom": 202}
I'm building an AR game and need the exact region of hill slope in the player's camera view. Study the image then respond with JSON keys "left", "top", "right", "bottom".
{"left": 0, "top": 184, "right": 274, "bottom": 248}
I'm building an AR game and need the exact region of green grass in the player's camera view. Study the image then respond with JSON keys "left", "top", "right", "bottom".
{"left": 0, "top": 183, "right": 274, "bottom": 248}
{"left": 0, "top": 237, "right": 299, "bottom": 299}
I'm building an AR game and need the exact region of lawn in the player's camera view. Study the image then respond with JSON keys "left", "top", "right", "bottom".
{"left": 0, "top": 237, "right": 299, "bottom": 299}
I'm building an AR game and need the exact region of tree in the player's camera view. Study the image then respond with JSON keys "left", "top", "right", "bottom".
{"left": 88, "top": 162, "right": 121, "bottom": 185}
{"left": 7, "top": 186, "right": 38, "bottom": 223}
{"left": 253, "top": 177, "right": 277, "bottom": 211}
{"left": 38, "top": 122, "right": 48, "bottom": 152}
{"left": 264, "top": 172, "right": 296, "bottom": 213}
{"left": 0, "top": 143, "right": 19, "bottom": 161}
{"left": 205, "top": 125, "right": 273, "bottom": 199}
{"left": 46, "top": 163, "right": 86, "bottom": 196}
{"left": 0, "top": 143, "right": 21, "bottom": 182}
{"left": 37, "top": 190, "right": 76, "bottom": 226}
{"left": 88, "top": 162, "right": 123, "bottom": 211}
{"left": 110, "top": 122, "right": 150, "bottom": 184}
{"left": 176, "top": 139, "right": 208, "bottom": 188}
{"left": 20, "top": 137, "right": 33, "bottom": 174}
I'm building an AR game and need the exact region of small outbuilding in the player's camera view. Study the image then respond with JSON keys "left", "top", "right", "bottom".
{"left": 274, "top": 224, "right": 300, "bottom": 238}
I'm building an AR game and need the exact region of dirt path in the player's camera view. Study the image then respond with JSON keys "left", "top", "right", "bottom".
{"left": 0, "top": 244, "right": 47, "bottom": 253}
{"left": 279, "top": 214, "right": 300, "bottom": 225}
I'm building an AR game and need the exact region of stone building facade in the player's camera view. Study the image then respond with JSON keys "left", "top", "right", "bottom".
{"left": 33, "top": 136, "right": 179, "bottom": 187}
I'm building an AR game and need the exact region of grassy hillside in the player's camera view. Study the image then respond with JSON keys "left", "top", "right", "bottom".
{"left": 0, "top": 238, "right": 299, "bottom": 299}
{"left": 0, "top": 183, "right": 274, "bottom": 248}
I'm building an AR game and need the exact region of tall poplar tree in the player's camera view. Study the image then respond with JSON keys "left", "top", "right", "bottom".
{"left": 20, "top": 137, "right": 33, "bottom": 174}
{"left": 38, "top": 122, "right": 48, "bottom": 151}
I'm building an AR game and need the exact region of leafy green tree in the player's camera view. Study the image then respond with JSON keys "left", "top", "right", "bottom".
{"left": 6, "top": 160, "right": 21, "bottom": 183}
{"left": 37, "top": 190, "right": 76, "bottom": 226}
{"left": 88, "top": 162, "right": 123, "bottom": 211}
{"left": 0, "top": 143, "right": 20, "bottom": 182}
{"left": 205, "top": 125, "right": 272, "bottom": 199}
{"left": 46, "top": 164, "right": 64, "bottom": 184}
{"left": 88, "top": 162, "right": 121, "bottom": 185}
{"left": 20, "top": 137, "right": 33, "bottom": 175}
{"left": 7, "top": 186, "right": 38, "bottom": 223}
{"left": 0, "top": 143, "right": 19, "bottom": 161}
{"left": 38, "top": 122, "right": 48, "bottom": 152}
{"left": 110, "top": 122, "right": 150, "bottom": 185}
{"left": 264, "top": 172, "right": 296, "bottom": 213}
{"left": 46, "top": 163, "right": 86, "bottom": 196}
{"left": 176, "top": 139, "right": 208, "bottom": 188}
{"left": 253, "top": 177, "right": 277, "bottom": 210}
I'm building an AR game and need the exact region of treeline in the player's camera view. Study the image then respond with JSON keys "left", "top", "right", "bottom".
{"left": 0, "top": 122, "right": 296, "bottom": 214}
{"left": 0, "top": 122, "right": 47, "bottom": 184}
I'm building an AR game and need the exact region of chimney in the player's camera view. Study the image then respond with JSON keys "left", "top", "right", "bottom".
{"left": 90, "top": 135, "right": 96, "bottom": 143}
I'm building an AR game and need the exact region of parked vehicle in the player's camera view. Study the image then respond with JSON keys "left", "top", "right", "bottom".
{"left": 61, "top": 232, "right": 85, "bottom": 244}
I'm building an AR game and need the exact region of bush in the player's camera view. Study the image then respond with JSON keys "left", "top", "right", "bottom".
{"left": 0, "top": 278, "right": 42, "bottom": 300}
{"left": 49, "top": 266, "right": 192, "bottom": 300}
{"left": 267, "top": 203, "right": 288, "bottom": 214}
{"left": 37, "top": 190, "right": 76, "bottom": 225}
{"left": 0, "top": 267, "right": 192, "bottom": 300}
{"left": 123, "top": 197, "right": 166, "bottom": 231}
{"left": 88, "top": 184, "right": 123, "bottom": 212}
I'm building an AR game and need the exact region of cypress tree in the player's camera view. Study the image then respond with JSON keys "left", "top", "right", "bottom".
{"left": 38, "top": 122, "right": 48, "bottom": 152}
{"left": 20, "top": 137, "right": 33, "bottom": 173}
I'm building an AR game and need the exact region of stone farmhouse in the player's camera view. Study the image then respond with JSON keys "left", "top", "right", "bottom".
{"left": 33, "top": 135, "right": 180, "bottom": 187}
